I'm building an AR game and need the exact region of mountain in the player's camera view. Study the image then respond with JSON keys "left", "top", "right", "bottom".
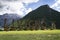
{"left": 10, "top": 5, "right": 60, "bottom": 30}
{"left": 0, "top": 13, "right": 21, "bottom": 27}
{"left": 23, "top": 5, "right": 60, "bottom": 20}
{"left": 21, "top": 5, "right": 60, "bottom": 29}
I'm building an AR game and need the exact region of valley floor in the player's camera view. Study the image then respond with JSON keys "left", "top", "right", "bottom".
{"left": 0, "top": 30, "right": 60, "bottom": 40}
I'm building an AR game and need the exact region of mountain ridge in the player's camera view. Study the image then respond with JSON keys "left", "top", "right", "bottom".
{"left": 0, "top": 13, "right": 21, "bottom": 27}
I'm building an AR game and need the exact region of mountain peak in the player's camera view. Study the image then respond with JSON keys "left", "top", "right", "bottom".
{"left": 41, "top": 5, "right": 49, "bottom": 7}
{"left": 39, "top": 5, "right": 50, "bottom": 9}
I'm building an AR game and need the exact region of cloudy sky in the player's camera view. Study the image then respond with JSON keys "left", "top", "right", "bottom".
{"left": 0, "top": 0, "right": 60, "bottom": 17}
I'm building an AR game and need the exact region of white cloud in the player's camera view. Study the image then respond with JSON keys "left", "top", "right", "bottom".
{"left": 26, "top": 8, "right": 32, "bottom": 14}
{"left": 0, "top": 0, "right": 39, "bottom": 3}
{"left": 51, "top": 0, "right": 60, "bottom": 12}
{"left": 0, "top": 0, "right": 39, "bottom": 16}
{"left": 0, "top": 1, "right": 25, "bottom": 16}
{"left": 21, "top": 0, "right": 39, "bottom": 4}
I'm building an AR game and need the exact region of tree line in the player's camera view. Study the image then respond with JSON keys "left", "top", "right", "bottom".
{"left": 3, "top": 18, "right": 56, "bottom": 31}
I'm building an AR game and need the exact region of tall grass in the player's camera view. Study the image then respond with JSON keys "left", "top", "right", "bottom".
{"left": 0, "top": 30, "right": 60, "bottom": 34}
{"left": 0, "top": 30, "right": 60, "bottom": 40}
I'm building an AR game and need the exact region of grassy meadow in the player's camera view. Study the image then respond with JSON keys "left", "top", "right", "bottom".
{"left": 0, "top": 30, "right": 60, "bottom": 40}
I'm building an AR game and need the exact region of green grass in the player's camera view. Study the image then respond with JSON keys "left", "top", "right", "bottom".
{"left": 0, "top": 30, "right": 60, "bottom": 40}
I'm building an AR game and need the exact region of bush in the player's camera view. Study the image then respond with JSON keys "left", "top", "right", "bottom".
{"left": 0, "top": 29, "right": 3, "bottom": 31}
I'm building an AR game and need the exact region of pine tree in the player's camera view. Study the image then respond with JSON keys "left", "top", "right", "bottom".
{"left": 41, "top": 17, "right": 46, "bottom": 30}
{"left": 50, "top": 22, "right": 56, "bottom": 30}
{"left": 10, "top": 19, "right": 15, "bottom": 31}
{"left": 4, "top": 18, "right": 8, "bottom": 31}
